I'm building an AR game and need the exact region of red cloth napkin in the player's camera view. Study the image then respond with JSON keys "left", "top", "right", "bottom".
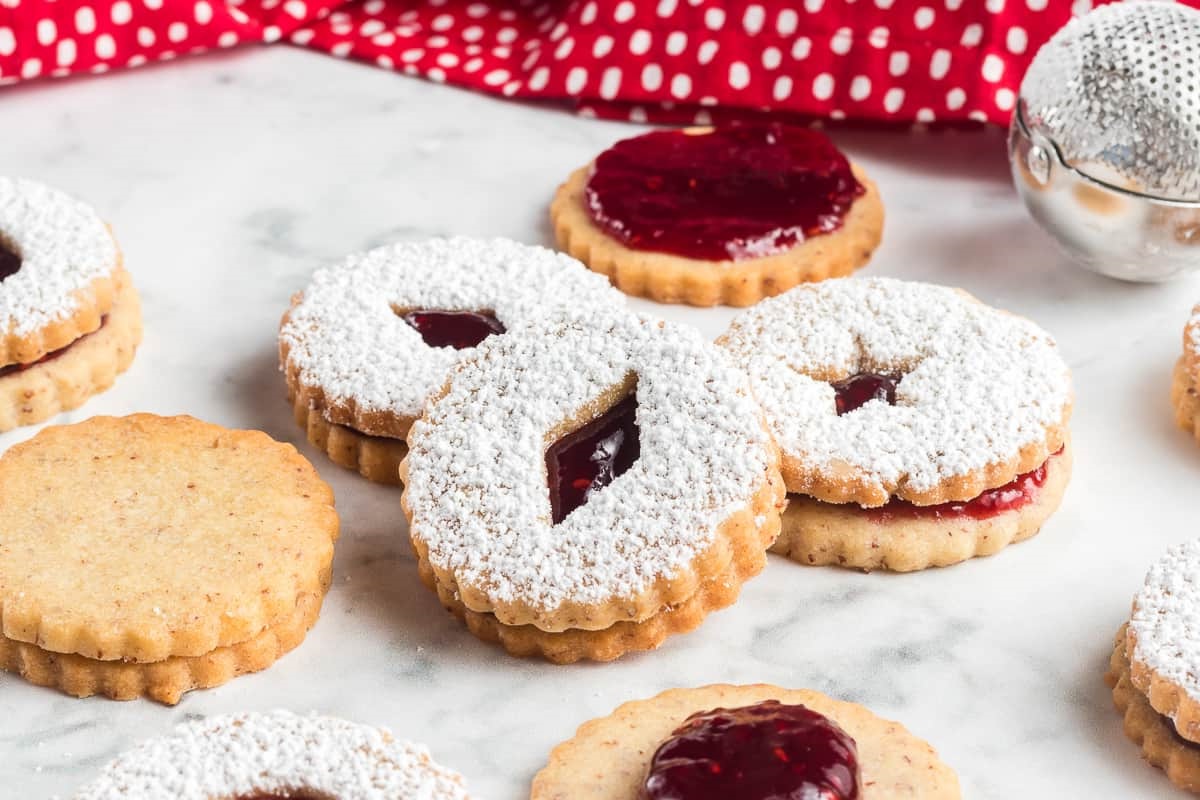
{"left": 0, "top": 0, "right": 1190, "bottom": 125}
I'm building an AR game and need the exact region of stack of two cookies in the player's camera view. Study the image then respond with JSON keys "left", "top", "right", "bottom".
{"left": 0, "top": 414, "right": 338, "bottom": 704}
{"left": 0, "top": 178, "right": 141, "bottom": 432}
{"left": 278, "top": 237, "right": 787, "bottom": 662}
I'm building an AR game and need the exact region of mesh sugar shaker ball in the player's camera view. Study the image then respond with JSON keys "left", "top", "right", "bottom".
{"left": 1010, "top": 1, "right": 1200, "bottom": 282}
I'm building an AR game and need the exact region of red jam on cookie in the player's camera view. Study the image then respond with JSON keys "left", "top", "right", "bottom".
{"left": 868, "top": 449, "right": 1062, "bottom": 523}
{"left": 545, "top": 394, "right": 640, "bottom": 524}
{"left": 831, "top": 373, "right": 900, "bottom": 416}
{"left": 644, "top": 700, "right": 860, "bottom": 800}
{"left": 584, "top": 124, "right": 864, "bottom": 262}
{"left": 0, "top": 316, "right": 106, "bottom": 378}
{"left": 0, "top": 242, "right": 20, "bottom": 281}
{"left": 401, "top": 310, "right": 505, "bottom": 350}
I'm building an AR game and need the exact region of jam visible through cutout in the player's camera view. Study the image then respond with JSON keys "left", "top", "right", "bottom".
{"left": 644, "top": 700, "right": 861, "bottom": 800}
{"left": 0, "top": 241, "right": 20, "bottom": 282}
{"left": 0, "top": 316, "right": 107, "bottom": 379}
{"left": 867, "top": 448, "right": 1063, "bottom": 523}
{"left": 545, "top": 394, "right": 640, "bottom": 524}
{"left": 401, "top": 309, "right": 505, "bottom": 350}
{"left": 584, "top": 123, "right": 865, "bottom": 261}
{"left": 831, "top": 372, "right": 900, "bottom": 415}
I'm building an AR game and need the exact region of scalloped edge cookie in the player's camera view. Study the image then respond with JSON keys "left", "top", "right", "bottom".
{"left": 0, "top": 414, "right": 339, "bottom": 662}
{"left": 0, "top": 176, "right": 123, "bottom": 366}
{"left": 1, "top": 263, "right": 120, "bottom": 367}
{"left": 289, "top": 383, "right": 406, "bottom": 486}
{"left": 530, "top": 684, "right": 960, "bottom": 799}
{"left": 0, "top": 592, "right": 322, "bottom": 705}
{"left": 407, "top": 460, "right": 784, "bottom": 662}
{"left": 773, "top": 445, "right": 1072, "bottom": 572}
{"left": 715, "top": 278, "right": 1074, "bottom": 508}
{"left": 1108, "top": 625, "right": 1200, "bottom": 793}
{"left": 74, "top": 710, "right": 474, "bottom": 799}
{"left": 551, "top": 161, "right": 883, "bottom": 308}
{"left": 0, "top": 269, "right": 141, "bottom": 433}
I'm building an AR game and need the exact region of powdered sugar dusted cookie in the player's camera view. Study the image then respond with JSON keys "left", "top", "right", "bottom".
{"left": 1126, "top": 539, "right": 1200, "bottom": 748}
{"left": 73, "top": 710, "right": 473, "bottom": 799}
{"left": 0, "top": 414, "right": 338, "bottom": 703}
{"left": 531, "top": 684, "right": 960, "bottom": 800}
{"left": 551, "top": 124, "right": 883, "bottom": 307}
{"left": 718, "top": 277, "right": 1073, "bottom": 572}
{"left": 0, "top": 177, "right": 123, "bottom": 365}
{"left": 279, "top": 236, "right": 623, "bottom": 483}
{"left": 1172, "top": 304, "right": 1200, "bottom": 443}
{"left": 401, "top": 309, "right": 784, "bottom": 662}
{"left": 0, "top": 270, "right": 141, "bottom": 433}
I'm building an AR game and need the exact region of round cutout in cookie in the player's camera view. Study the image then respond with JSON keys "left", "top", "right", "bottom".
{"left": 73, "top": 711, "right": 473, "bottom": 799}
{"left": 718, "top": 277, "right": 1073, "bottom": 572}
{"left": 551, "top": 124, "right": 883, "bottom": 307}
{"left": 0, "top": 414, "right": 338, "bottom": 702}
{"left": 401, "top": 309, "right": 784, "bottom": 662}
{"left": 531, "top": 684, "right": 960, "bottom": 800}
{"left": 0, "top": 177, "right": 124, "bottom": 365}
{"left": 279, "top": 236, "right": 624, "bottom": 484}
{"left": 0, "top": 268, "right": 141, "bottom": 432}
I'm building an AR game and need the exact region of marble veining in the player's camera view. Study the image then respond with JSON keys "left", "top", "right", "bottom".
{"left": 1, "top": 44, "right": 1199, "bottom": 800}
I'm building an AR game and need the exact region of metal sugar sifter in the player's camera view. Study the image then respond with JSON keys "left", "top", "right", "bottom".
{"left": 1010, "top": 1, "right": 1200, "bottom": 282}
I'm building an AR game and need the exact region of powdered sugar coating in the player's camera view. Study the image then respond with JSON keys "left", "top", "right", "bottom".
{"left": 1130, "top": 540, "right": 1200, "bottom": 709}
{"left": 718, "top": 277, "right": 1071, "bottom": 499}
{"left": 73, "top": 710, "right": 473, "bottom": 800}
{"left": 280, "top": 236, "right": 623, "bottom": 423}
{"left": 1186, "top": 303, "right": 1200, "bottom": 364}
{"left": 0, "top": 177, "right": 118, "bottom": 335}
{"left": 405, "top": 309, "right": 773, "bottom": 611}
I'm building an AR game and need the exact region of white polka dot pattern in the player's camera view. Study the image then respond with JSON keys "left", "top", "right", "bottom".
{"left": 0, "top": 0, "right": 1109, "bottom": 125}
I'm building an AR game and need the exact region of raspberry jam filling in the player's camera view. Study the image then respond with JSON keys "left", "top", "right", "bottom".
{"left": 831, "top": 372, "right": 900, "bottom": 415}
{"left": 0, "top": 241, "right": 20, "bottom": 281}
{"left": 865, "top": 449, "right": 1063, "bottom": 522}
{"left": 0, "top": 316, "right": 106, "bottom": 379}
{"left": 644, "top": 700, "right": 860, "bottom": 800}
{"left": 401, "top": 309, "right": 505, "bottom": 350}
{"left": 584, "top": 123, "right": 864, "bottom": 261}
{"left": 545, "top": 393, "right": 640, "bottom": 524}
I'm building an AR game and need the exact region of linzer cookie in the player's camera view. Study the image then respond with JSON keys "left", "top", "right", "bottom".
{"left": 1108, "top": 539, "right": 1200, "bottom": 791}
{"left": 73, "top": 710, "right": 473, "bottom": 799}
{"left": 1172, "top": 303, "right": 1200, "bottom": 444}
{"left": 0, "top": 414, "right": 338, "bottom": 704}
{"left": 401, "top": 310, "right": 784, "bottom": 663}
{"left": 279, "top": 236, "right": 623, "bottom": 485}
{"left": 531, "top": 684, "right": 960, "bottom": 799}
{"left": 0, "top": 178, "right": 141, "bottom": 431}
{"left": 551, "top": 124, "right": 883, "bottom": 307}
{"left": 718, "top": 277, "right": 1073, "bottom": 572}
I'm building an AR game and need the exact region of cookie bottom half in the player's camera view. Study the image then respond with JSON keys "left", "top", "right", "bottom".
{"left": 0, "top": 592, "right": 323, "bottom": 705}
{"left": 530, "top": 684, "right": 960, "bottom": 800}
{"left": 1108, "top": 624, "right": 1200, "bottom": 793}
{"left": 289, "top": 387, "right": 407, "bottom": 486}
{"left": 773, "top": 445, "right": 1072, "bottom": 572}
{"left": 410, "top": 470, "right": 784, "bottom": 663}
{"left": 0, "top": 273, "right": 141, "bottom": 433}
{"left": 551, "top": 164, "right": 883, "bottom": 308}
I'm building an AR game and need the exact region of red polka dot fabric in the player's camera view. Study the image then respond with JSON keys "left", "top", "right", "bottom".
{"left": 0, "top": 0, "right": 1194, "bottom": 124}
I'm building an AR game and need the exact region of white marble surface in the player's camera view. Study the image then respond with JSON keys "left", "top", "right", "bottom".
{"left": 2, "top": 44, "right": 1199, "bottom": 800}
